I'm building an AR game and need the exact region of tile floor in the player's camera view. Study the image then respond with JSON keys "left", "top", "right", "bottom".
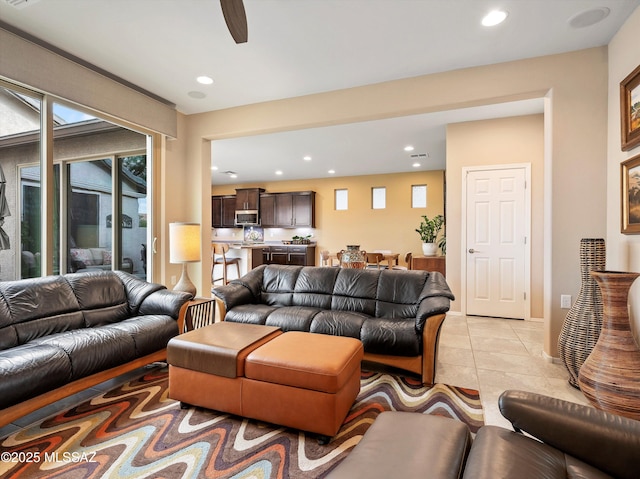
{"left": 436, "top": 314, "right": 589, "bottom": 427}
{"left": 1, "top": 316, "right": 589, "bottom": 438}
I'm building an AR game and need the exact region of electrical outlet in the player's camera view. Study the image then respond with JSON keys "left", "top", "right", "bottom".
{"left": 560, "top": 294, "right": 572, "bottom": 309}
{"left": 170, "top": 275, "right": 177, "bottom": 285}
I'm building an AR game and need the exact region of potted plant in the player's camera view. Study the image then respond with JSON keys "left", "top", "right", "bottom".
{"left": 415, "top": 214, "right": 444, "bottom": 256}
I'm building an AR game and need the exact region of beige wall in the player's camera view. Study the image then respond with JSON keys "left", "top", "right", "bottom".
{"left": 211, "top": 171, "right": 444, "bottom": 264}
{"left": 176, "top": 47, "right": 608, "bottom": 359}
{"left": 607, "top": 6, "right": 640, "bottom": 339}
{"left": 447, "top": 115, "right": 544, "bottom": 319}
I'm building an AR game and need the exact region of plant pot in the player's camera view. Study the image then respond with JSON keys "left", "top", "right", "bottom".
{"left": 422, "top": 242, "right": 437, "bottom": 256}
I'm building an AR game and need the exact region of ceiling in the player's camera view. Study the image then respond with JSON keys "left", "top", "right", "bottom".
{"left": 1, "top": 0, "right": 638, "bottom": 184}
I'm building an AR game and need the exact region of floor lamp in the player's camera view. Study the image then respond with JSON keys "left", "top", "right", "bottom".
{"left": 169, "top": 222, "right": 201, "bottom": 297}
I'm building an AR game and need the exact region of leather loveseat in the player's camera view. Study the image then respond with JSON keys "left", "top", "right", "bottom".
{"left": 327, "top": 390, "right": 640, "bottom": 479}
{"left": 0, "top": 270, "right": 192, "bottom": 427}
{"left": 211, "top": 264, "right": 454, "bottom": 384}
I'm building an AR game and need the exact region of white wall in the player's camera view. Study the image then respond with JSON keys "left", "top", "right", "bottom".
{"left": 607, "top": 6, "right": 640, "bottom": 339}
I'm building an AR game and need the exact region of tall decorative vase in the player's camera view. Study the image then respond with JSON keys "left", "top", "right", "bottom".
{"left": 340, "top": 245, "right": 366, "bottom": 269}
{"left": 578, "top": 271, "right": 640, "bottom": 420}
{"left": 557, "top": 238, "right": 605, "bottom": 388}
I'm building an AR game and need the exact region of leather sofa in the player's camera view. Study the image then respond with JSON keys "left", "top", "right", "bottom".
{"left": 327, "top": 390, "right": 640, "bottom": 479}
{"left": 211, "top": 264, "right": 454, "bottom": 384}
{"left": 0, "top": 270, "right": 192, "bottom": 427}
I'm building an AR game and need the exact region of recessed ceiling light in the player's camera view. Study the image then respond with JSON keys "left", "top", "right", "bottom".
{"left": 188, "top": 91, "right": 206, "bottom": 99}
{"left": 568, "top": 7, "right": 610, "bottom": 29}
{"left": 211, "top": 165, "right": 218, "bottom": 171}
{"left": 229, "top": 173, "right": 237, "bottom": 179}
{"left": 303, "top": 156, "right": 312, "bottom": 161}
{"left": 404, "top": 145, "right": 415, "bottom": 152}
{"left": 328, "top": 169, "right": 335, "bottom": 174}
{"left": 412, "top": 162, "right": 421, "bottom": 168}
{"left": 196, "top": 75, "right": 214, "bottom": 85}
{"left": 275, "top": 170, "right": 283, "bottom": 175}
{"left": 482, "top": 10, "right": 508, "bottom": 27}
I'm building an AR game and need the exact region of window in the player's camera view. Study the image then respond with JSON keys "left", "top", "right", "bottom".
{"left": 372, "top": 187, "right": 386, "bottom": 209}
{"left": 412, "top": 185, "right": 427, "bottom": 208}
{"left": 335, "top": 189, "right": 348, "bottom": 210}
{"left": 1, "top": 79, "right": 152, "bottom": 280}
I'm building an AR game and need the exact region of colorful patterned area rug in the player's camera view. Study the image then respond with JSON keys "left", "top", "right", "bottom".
{"left": 0, "top": 367, "right": 483, "bottom": 479}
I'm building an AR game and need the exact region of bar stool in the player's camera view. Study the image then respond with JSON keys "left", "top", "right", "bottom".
{"left": 212, "top": 243, "right": 241, "bottom": 285}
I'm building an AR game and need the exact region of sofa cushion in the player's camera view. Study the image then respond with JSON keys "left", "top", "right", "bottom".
{"left": 65, "top": 271, "right": 130, "bottom": 326}
{"left": 292, "top": 267, "right": 340, "bottom": 309}
{"left": 361, "top": 317, "right": 421, "bottom": 356}
{"left": 331, "top": 268, "right": 379, "bottom": 316}
{"left": 264, "top": 306, "right": 321, "bottom": 332}
{"left": 226, "top": 304, "right": 278, "bottom": 324}
{"left": 310, "top": 310, "right": 368, "bottom": 338}
{"left": 375, "top": 270, "right": 428, "bottom": 318}
{"left": 462, "top": 426, "right": 611, "bottom": 479}
{"left": 106, "top": 315, "right": 178, "bottom": 357}
{"left": 13, "top": 311, "right": 86, "bottom": 345}
{"left": 0, "top": 344, "right": 72, "bottom": 409}
{"left": 0, "top": 275, "right": 80, "bottom": 324}
{"left": 70, "top": 248, "right": 96, "bottom": 266}
{"left": 30, "top": 327, "right": 137, "bottom": 379}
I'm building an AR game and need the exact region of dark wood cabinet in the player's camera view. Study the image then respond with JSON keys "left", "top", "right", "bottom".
{"left": 253, "top": 245, "right": 316, "bottom": 267}
{"left": 260, "top": 194, "right": 276, "bottom": 227}
{"left": 292, "top": 192, "right": 315, "bottom": 227}
{"left": 260, "top": 191, "right": 315, "bottom": 228}
{"left": 235, "top": 188, "right": 263, "bottom": 211}
{"left": 212, "top": 195, "right": 237, "bottom": 228}
{"left": 412, "top": 256, "right": 446, "bottom": 276}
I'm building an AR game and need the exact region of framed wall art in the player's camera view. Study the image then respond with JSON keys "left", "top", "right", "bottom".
{"left": 621, "top": 153, "right": 640, "bottom": 233}
{"left": 621, "top": 64, "right": 640, "bottom": 151}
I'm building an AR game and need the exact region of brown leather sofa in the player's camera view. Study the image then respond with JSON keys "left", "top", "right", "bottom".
{"left": 326, "top": 390, "right": 640, "bottom": 479}
{"left": 0, "top": 270, "right": 192, "bottom": 427}
{"left": 212, "top": 264, "right": 454, "bottom": 385}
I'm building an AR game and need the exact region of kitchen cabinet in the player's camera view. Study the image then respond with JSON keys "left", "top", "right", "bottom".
{"left": 253, "top": 245, "right": 316, "bottom": 267}
{"left": 235, "top": 188, "right": 264, "bottom": 211}
{"left": 212, "top": 195, "right": 237, "bottom": 228}
{"left": 260, "top": 191, "right": 315, "bottom": 228}
{"left": 259, "top": 194, "right": 276, "bottom": 226}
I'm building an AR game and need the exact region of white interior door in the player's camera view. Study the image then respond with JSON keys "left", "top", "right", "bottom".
{"left": 465, "top": 167, "right": 527, "bottom": 319}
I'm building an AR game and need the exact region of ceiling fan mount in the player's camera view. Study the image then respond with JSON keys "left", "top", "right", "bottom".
{"left": 220, "top": 0, "right": 248, "bottom": 44}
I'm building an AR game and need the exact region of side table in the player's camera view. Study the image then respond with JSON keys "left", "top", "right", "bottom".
{"left": 412, "top": 256, "right": 446, "bottom": 276}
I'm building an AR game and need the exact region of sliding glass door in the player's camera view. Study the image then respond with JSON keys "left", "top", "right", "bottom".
{"left": 1, "top": 79, "right": 152, "bottom": 280}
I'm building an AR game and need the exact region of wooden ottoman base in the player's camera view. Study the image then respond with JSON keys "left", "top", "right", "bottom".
{"left": 167, "top": 323, "right": 364, "bottom": 437}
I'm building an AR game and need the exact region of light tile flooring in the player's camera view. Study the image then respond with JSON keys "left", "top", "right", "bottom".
{"left": 436, "top": 314, "right": 589, "bottom": 427}
{"left": 1, "top": 316, "right": 589, "bottom": 438}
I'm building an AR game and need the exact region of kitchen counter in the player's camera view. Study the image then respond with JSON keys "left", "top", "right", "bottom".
{"left": 212, "top": 241, "right": 317, "bottom": 282}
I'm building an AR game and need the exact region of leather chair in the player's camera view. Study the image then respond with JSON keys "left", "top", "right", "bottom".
{"left": 212, "top": 243, "right": 241, "bottom": 285}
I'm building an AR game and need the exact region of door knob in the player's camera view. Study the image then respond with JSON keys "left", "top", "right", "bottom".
{"left": 468, "top": 248, "right": 475, "bottom": 254}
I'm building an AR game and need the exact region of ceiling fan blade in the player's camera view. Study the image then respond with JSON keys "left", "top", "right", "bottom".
{"left": 220, "top": 0, "right": 248, "bottom": 44}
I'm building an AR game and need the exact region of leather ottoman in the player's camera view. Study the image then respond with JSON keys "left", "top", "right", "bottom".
{"left": 167, "top": 322, "right": 363, "bottom": 437}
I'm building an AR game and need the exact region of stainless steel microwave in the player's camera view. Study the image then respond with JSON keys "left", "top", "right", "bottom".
{"left": 235, "top": 210, "right": 260, "bottom": 226}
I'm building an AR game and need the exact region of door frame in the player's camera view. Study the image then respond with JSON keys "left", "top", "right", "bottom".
{"left": 461, "top": 163, "right": 532, "bottom": 320}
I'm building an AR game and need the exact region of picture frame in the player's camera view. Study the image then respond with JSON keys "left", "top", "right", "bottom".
{"left": 620, "top": 64, "right": 640, "bottom": 151}
{"left": 621, "top": 153, "right": 640, "bottom": 234}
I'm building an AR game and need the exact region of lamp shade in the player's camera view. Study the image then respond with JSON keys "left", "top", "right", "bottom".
{"left": 169, "top": 222, "right": 201, "bottom": 263}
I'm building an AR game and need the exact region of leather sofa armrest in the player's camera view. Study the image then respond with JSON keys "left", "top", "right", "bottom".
{"left": 211, "top": 283, "right": 255, "bottom": 313}
{"left": 415, "top": 295, "right": 451, "bottom": 333}
{"left": 499, "top": 390, "right": 640, "bottom": 479}
{"left": 139, "top": 289, "right": 192, "bottom": 319}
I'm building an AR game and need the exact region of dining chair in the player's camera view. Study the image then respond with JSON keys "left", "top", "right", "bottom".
{"left": 320, "top": 250, "right": 339, "bottom": 267}
{"left": 212, "top": 243, "right": 241, "bottom": 285}
{"left": 365, "top": 252, "right": 384, "bottom": 269}
{"left": 392, "top": 252, "right": 413, "bottom": 270}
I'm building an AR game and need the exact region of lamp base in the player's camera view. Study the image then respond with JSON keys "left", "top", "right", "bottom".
{"left": 174, "top": 263, "right": 196, "bottom": 297}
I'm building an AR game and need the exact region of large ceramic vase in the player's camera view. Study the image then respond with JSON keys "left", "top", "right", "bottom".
{"left": 578, "top": 271, "right": 640, "bottom": 420}
{"left": 557, "top": 238, "right": 605, "bottom": 388}
{"left": 340, "top": 245, "right": 366, "bottom": 269}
